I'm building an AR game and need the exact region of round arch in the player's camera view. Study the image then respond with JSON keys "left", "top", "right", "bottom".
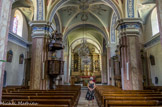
{"left": 69, "top": 38, "right": 102, "bottom": 53}
{"left": 63, "top": 24, "right": 109, "bottom": 46}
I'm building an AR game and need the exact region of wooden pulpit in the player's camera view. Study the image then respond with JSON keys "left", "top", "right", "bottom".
{"left": 48, "top": 60, "right": 64, "bottom": 89}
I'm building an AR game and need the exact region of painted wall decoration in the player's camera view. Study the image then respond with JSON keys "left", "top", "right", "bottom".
{"left": 19, "top": 54, "right": 24, "bottom": 64}
{"left": 127, "top": 0, "right": 134, "bottom": 18}
{"left": 7, "top": 50, "right": 13, "bottom": 62}
{"left": 37, "top": 0, "right": 44, "bottom": 20}
{"left": 110, "top": 13, "right": 117, "bottom": 43}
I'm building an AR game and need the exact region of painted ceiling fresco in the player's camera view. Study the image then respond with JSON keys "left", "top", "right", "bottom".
{"left": 56, "top": 0, "right": 113, "bottom": 33}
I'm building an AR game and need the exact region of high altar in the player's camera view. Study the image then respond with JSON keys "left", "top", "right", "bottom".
{"left": 71, "top": 52, "right": 101, "bottom": 83}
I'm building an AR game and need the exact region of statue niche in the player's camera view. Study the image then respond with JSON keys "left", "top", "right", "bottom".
{"left": 7, "top": 50, "right": 13, "bottom": 62}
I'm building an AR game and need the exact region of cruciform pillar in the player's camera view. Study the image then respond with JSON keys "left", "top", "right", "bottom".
{"left": 116, "top": 18, "right": 143, "bottom": 90}
{"left": 29, "top": 21, "right": 54, "bottom": 90}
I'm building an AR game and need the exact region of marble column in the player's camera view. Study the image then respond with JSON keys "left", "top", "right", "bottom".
{"left": 0, "top": 0, "right": 13, "bottom": 102}
{"left": 106, "top": 46, "right": 111, "bottom": 85}
{"left": 29, "top": 21, "right": 54, "bottom": 90}
{"left": 116, "top": 18, "right": 143, "bottom": 90}
{"left": 156, "top": 0, "right": 162, "bottom": 46}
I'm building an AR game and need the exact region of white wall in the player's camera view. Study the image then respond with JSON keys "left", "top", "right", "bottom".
{"left": 144, "top": 7, "right": 162, "bottom": 86}
{"left": 145, "top": 43, "right": 162, "bottom": 86}
{"left": 4, "top": 8, "right": 29, "bottom": 86}
{"left": 5, "top": 42, "right": 27, "bottom": 86}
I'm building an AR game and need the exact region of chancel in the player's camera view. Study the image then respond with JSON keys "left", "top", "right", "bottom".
{"left": 0, "top": 0, "right": 162, "bottom": 106}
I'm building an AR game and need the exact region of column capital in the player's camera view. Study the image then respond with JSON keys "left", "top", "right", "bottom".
{"left": 116, "top": 18, "right": 143, "bottom": 38}
{"left": 29, "top": 21, "right": 55, "bottom": 38}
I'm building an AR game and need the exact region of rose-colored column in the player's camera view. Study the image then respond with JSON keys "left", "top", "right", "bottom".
{"left": 29, "top": 21, "right": 52, "bottom": 90}
{"left": 0, "top": 0, "right": 13, "bottom": 102}
{"left": 156, "top": 0, "right": 162, "bottom": 46}
{"left": 107, "top": 47, "right": 111, "bottom": 85}
{"left": 116, "top": 18, "right": 143, "bottom": 90}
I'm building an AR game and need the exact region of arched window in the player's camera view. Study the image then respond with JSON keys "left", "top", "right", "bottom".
{"left": 12, "top": 10, "right": 23, "bottom": 37}
{"left": 151, "top": 8, "right": 159, "bottom": 36}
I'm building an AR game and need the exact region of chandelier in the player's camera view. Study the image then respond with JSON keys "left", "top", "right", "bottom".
{"left": 77, "top": 0, "right": 90, "bottom": 57}
{"left": 77, "top": 39, "right": 90, "bottom": 57}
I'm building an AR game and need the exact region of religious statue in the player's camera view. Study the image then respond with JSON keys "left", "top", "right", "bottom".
{"left": 19, "top": 54, "right": 24, "bottom": 64}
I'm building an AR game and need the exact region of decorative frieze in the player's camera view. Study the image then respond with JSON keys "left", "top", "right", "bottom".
{"left": 116, "top": 18, "right": 143, "bottom": 38}
{"left": 144, "top": 34, "right": 160, "bottom": 48}
{"left": 8, "top": 32, "right": 30, "bottom": 48}
{"left": 110, "top": 13, "right": 117, "bottom": 43}
{"left": 104, "top": 0, "right": 121, "bottom": 19}
{"left": 127, "top": 0, "right": 134, "bottom": 18}
{"left": 29, "top": 21, "right": 55, "bottom": 38}
{"left": 37, "top": 0, "right": 44, "bottom": 20}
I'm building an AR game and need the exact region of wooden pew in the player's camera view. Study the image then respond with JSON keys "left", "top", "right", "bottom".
{"left": 10, "top": 99, "right": 72, "bottom": 107}
{"left": 3, "top": 86, "right": 28, "bottom": 93}
{"left": 95, "top": 85, "right": 162, "bottom": 107}
{"left": 145, "top": 86, "right": 162, "bottom": 91}
{"left": 2, "top": 85, "right": 81, "bottom": 107}
{"left": 103, "top": 96, "right": 162, "bottom": 107}
{"left": 2, "top": 95, "right": 76, "bottom": 106}
{"left": 105, "top": 100, "right": 159, "bottom": 107}
{"left": 0, "top": 104, "right": 68, "bottom": 107}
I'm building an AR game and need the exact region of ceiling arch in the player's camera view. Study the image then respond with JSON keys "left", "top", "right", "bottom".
{"left": 70, "top": 38, "right": 103, "bottom": 53}
{"left": 70, "top": 38, "right": 102, "bottom": 53}
{"left": 63, "top": 23, "right": 108, "bottom": 45}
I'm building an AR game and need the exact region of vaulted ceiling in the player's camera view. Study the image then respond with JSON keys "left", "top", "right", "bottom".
{"left": 54, "top": 0, "right": 113, "bottom": 49}
{"left": 56, "top": 0, "right": 113, "bottom": 30}
{"left": 138, "top": 0, "right": 156, "bottom": 24}
{"left": 11, "top": 0, "right": 157, "bottom": 50}
{"left": 12, "top": 0, "right": 34, "bottom": 21}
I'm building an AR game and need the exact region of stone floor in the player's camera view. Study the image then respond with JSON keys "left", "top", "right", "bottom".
{"left": 77, "top": 90, "right": 98, "bottom": 107}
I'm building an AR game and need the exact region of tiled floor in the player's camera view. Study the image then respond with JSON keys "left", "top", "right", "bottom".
{"left": 77, "top": 90, "right": 98, "bottom": 107}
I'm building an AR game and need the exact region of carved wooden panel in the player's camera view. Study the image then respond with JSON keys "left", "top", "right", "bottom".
{"left": 48, "top": 60, "right": 64, "bottom": 75}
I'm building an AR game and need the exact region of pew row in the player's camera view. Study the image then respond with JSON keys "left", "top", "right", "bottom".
{"left": 95, "top": 85, "right": 162, "bottom": 107}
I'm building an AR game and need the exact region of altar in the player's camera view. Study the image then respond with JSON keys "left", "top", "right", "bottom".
{"left": 70, "top": 44, "right": 102, "bottom": 84}
{"left": 80, "top": 76, "right": 96, "bottom": 86}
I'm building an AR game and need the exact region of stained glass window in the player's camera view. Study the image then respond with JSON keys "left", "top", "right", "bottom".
{"left": 13, "top": 15, "right": 18, "bottom": 34}
{"left": 12, "top": 10, "right": 23, "bottom": 37}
